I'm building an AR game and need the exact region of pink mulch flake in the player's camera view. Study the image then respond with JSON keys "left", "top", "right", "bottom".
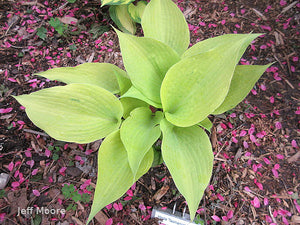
{"left": 59, "top": 167, "right": 67, "bottom": 176}
{"left": 264, "top": 198, "right": 269, "bottom": 206}
{"left": 105, "top": 218, "right": 113, "bottom": 225}
{"left": 8, "top": 162, "right": 14, "bottom": 171}
{"left": 32, "top": 168, "right": 38, "bottom": 176}
{"left": 272, "top": 168, "right": 279, "bottom": 178}
{"left": 260, "top": 84, "right": 267, "bottom": 90}
{"left": 106, "top": 204, "right": 112, "bottom": 210}
{"left": 260, "top": 25, "right": 272, "bottom": 31}
{"left": 251, "top": 197, "right": 260, "bottom": 208}
{"left": 256, "top": 131, "right": 266, "bottom": 138}
{"left": 139, "top": 204, "right": 146, "bottom": 211}
{"left": 211, "top": 215, "right": 221, "bottom": 222}
{"left": 32, "top": 189, "right": 40, "bottom": 196}
{"left": 123, "top": 196, "right": 132, "bottom": 201}
{"left": 280, "top": 0, "right": 287, "bottom": 6}
{"left": 45, "top": 149, "right": 51, "bottom": 157}
{"left": 291, "top": 140, "right": 298, "bottom": 148}
{"left": 276, "top": 154, "right": 284, "bottom": 159}
{"left": 282, "top": 216, "right": 289, "bottom": 225}
{"left": 227, "top": 210, "right": 233, "bottom": 219}
{"left": 263, "top": 157, "right": 270, "bottom": 164}
{"left": 11, "top": 181, "right": 20, "bottom": 188}
{"left": 25, "top": 149, "right": 32, "bottom": 157}
{"left": 85, "top": 149, "right": 93, "bottom": 155}
{"left": 244, "top": 186, "right": 251, "bottom": 192}
{"left": 126, "top": 189, "right": 133, "bottom": 197}
{"left": 26, "top": 160, "right": 34, "bottom": 168}
{"left": 294, "top": 200, "right": 300, "bottom": 213}
{"left": 275, "top": 122, "right": 282, "bottom": 129}
{"left": 270, "top": 96, "right": 275, "bottom": 103}
{"left": 240, "top": 130, "right": 247, "bottom": 137}
{"left": 113, "top": 202, "right": 123, "bottom": 211}
{"left": 266, "top": 215, "right": 272, "bottom": 222}
{"left": 217, "top": 193, "right": 224, "bottom": 201}
{"left": 0, "top": 108, "right": 13, "bottom": 114}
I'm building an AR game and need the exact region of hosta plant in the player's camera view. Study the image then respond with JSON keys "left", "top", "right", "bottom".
{"left": 102, "top": 0, "right": 147, "bottom": 34}
{"left": 14, "top": 0, "right": 271, "bottom": 223}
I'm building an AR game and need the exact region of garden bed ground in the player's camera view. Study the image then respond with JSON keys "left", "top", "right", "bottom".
{"left": 0, "top": 0, "right": 299, "bottom": 224}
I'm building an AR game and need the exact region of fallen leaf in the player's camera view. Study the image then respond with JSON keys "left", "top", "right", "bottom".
{"left": 58, "top": 16, "right": 78, "bottom": 25}
{"left": 94, "top": 210, "right": 109, "bottom": 225}
{"left": 153, "top": 185, "right": 169, "bottom": 201}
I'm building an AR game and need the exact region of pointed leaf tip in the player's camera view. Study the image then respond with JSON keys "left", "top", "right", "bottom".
{"left": 142, "top": 0, "right": 190, "bottom": 55}
{"left": 160, "top": 119, "right": 213, "bottom": 220}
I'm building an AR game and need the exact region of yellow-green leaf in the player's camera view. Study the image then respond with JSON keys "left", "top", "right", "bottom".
{"left": 182, "top": 34, "right": 262, "bottom": 59}
{"left": 120, "top": 97, "right": 148, "bottom": 119}
{"left": 213, "top": 64, "right": 271, "bottom": 114}
{"left": 121, "top": 86, "right": 162, "bottom": 108}
{"left": 109, "top": 5, "right": 136, "bottom": 34}
{"left": 116, "top": 30, "right": 180, "bottom": 104}
{"left": 87, "top": 130, "right": 153, "bottom": 223}
{"left": 128, "top": 1, "right": 147, "bottom": 23}
{"left": 36, "top": 63, "right": 129, "bottom": 94}
{"left": 198, "top": 117, "right": 213, "bottom": 133}
{"left": 121, "top": 107, "right": 162, "bottom": 178}
{"left": 13, "top": 84, "right": 123, "bottom": 143}
{"left": 160, "top": 119, "right": 213, "bottom": 221}
{"left": 141, "top": 0, "right": 190, "bottom": 55}
{"left": 101, "top": 0, "right": 134, "bottom": 6}
{"left": 161, "top": 34, "right": 260, "bottom": 127}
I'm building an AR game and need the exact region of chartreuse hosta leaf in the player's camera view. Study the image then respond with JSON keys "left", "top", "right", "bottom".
{"left": 213, "top": 64, "right": 272, "bottom": 114}
{"left": 160, "top": 119, "right": 213, "bottom": 221}
{"left": 13, "top": 84, "right": 123, "bottom": 143}
{"left": 87, "top": 130, "right": 153, "bottom": 224}
{"left": 141, "top": 0, "right": 190, "bottom": 55}
{"left": 121, "top": 86, "right": 162, "bottom": 108}
{"left": 120, "top": 98, "right": 148, "bottom": 119}
{"left": 182, "top": 34, "right": 262, "bottom": 59}
{"left": 109, "top": 5, "right": 136, "bottom": 34}
{"left": 161, "top": 34, "right": 261, "bottom": 127}
{"left": 128, "top": 1, "right": 147, "bottom": 23}
{"left": 116, "top": 30, "right": 180, "bottom": 105}
{"left": 101, "top": 0, "right": 134, "bottom": 6}
{"left": 198, "top": 117, "right": 213, "bottom": 133}
{"left": 114, "top": 70, "right": 132, "bottom": 95}
{"left": 36, "top": 63, "right": 129, "bottom": 94}
{"left": 121, "top": 107, "right": 163, "bottom": 178}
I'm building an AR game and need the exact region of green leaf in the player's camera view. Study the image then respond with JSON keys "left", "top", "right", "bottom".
{"left": 32, "top": 214, "right": 42, "bottom": 225}
{"left": 161, "top": 33, "right": 261, "bottom": 127}
{"left": 36, "top": 26, "right": 47, "bottom": 40}
{"left": 49, "top": 17, "right": 67, "bottom": 35}
{"left": 198, "top": 117, "right": 213, "bottom": 133}
{"left": 141, "top": 0, "right": 190, "bottom": 55}
{"left": 160, "top": 119, "right": 213, "bottom": 221}
{"left": 13, "top": 84, "right": 123, "bottom": 143}
{"left": 121, "top": 86, "right": 162, "bottom": 108}
{"left": 212, "top": 64, "right": 271, "bottom": 114}
{"left": 87, "top": 130, "right": 153, "bottom": 223}
{"left": 36, "top": 63, "right": 129, "bottom": 95}
{"left": 128, "top": 1, "right": 147, "bottom": 23}
{"left": 120, "top": 97, "right": 148, "bottom": 119}
{"left": 121, "top": 107, "right": 162, "bottom": 178}
{"left": 116, "top": 30, "right": 180, "bottom": 104}
{"left": 182, "top": 34, "right": 261, "bottom": 59}
{"left": 101, "top": 0, "right": 134, "bottom": 6}
{"left": 114, "top": 70, "right": 132, "bottom": 95}
{"left": 109, "top": 5, "right": 136, "bottom": 34}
